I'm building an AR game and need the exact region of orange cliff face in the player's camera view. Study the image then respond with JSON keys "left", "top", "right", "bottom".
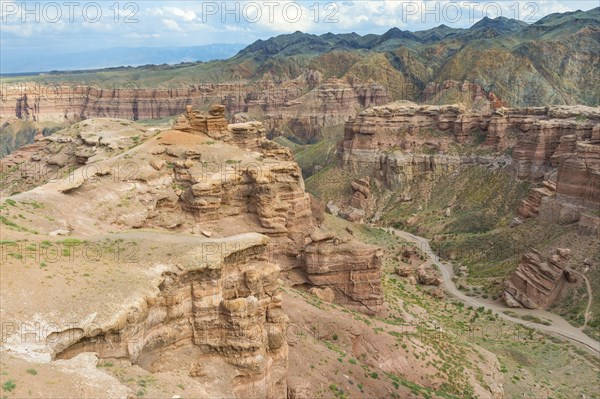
{"left": 1, "top": 74, "right": 388, "bottom": 141}
{"left": 340, "top": 101, "right": 600, "bottom": 235}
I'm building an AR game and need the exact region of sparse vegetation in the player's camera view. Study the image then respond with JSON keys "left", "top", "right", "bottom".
{"left": 2, "top": 381, "right": 15, "bottom": 392}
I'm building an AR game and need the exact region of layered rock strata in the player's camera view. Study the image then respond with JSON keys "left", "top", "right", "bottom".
{"left": 2, "top": 73, "right": 388, "bottom": 143}
{"left": 1, "top": 106, "right": 384, "bottom": 314}
{"left": 422, "top": 80, "right": 504, "bottom": 111}
{"left": 171, "top": 107, "right": 384, "bottom": 313}
{"left": 502, "top": 248, "right": 574, "bottom": 309}
{"left": 258, "top": 75, "right": 388, "bottom": 142}
{"left": 341, "top": 101, "right": 600, "bottom": 218}
{"left": 303, "top": 233, "right": 383, "bottom": 314}
{"left": 342, "top": 102, "right": 598, "bottom": 175}
{"left": 350, "top": 177, "right": 372, "bottom": 210}
{"left": 53, "top": 234, "right": 288, "bottom": 399}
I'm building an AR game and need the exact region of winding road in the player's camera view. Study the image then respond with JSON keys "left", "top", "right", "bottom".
{"left": 577, "top": 272, "right": 594, "bottom": 328}
{"left": 382, "top": 227, "right": 600, "bottom": 356}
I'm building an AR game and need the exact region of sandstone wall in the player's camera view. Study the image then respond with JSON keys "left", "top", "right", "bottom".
{"left": 303, "top": 235, "right": 383, "bottom": 314}
{"left": 170, "top": 107, "right": 385, "bottom": 313}
{"left": 0, "top": 105, "right": 384, "bottom": 314}
{"left": 341, "top": 101, "right": 599, "bottom": 212}
{"left": 1, "top": 73, "right": 388, "bottom": 144}
{"left": 49, "top": 236, "right": 288, "bottom": 399}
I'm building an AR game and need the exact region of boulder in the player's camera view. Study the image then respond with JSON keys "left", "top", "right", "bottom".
{"left": 395, "top": 266, "right": 412, "bottom": 277}
{"left": 428, "top": 287, "right": 445, "bottom": 299}
{"left": 503, "top": 248, "right": 574, "bottom": 309}
{"left": 325, "top": 201, "right": 340, "bottom": 216}
{"left": 501, "top": 291, "right": 523, "bottom": 308}
{"left": 309, "top": 287, "right": 335, "bottom": 302}
{"left": 416, "top": 269, "right": 442, "bottom": 286}
{"left": 309, "top": 230, "right": 335, "bottom": 242}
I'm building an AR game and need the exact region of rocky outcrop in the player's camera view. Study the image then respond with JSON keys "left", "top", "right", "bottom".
{"left": 509, "top": 106, "right": 599, "bottom": 180}
{"left": 303, "top": 232, "right": 383, "bottom": 314}
{"left": 350, "top": 177, "right": 371, "bottom": 210}
{"left": 503, "top": 248, "right": 574, "bottom": 309}
{"left": 526, "top": 132, "right": 600, "bottom": 228}
{"left": 341, "top": 101, "right": 600, "bottom": 221}
{"left": 185, "top": 104, "right": 230, "bottom": 139}
{"left": 416, "top": 269, "right": 443, "bottom": 286}
{"left": 517, "top": 181, "right": 556, "bottom": 219}
{"left": 342, "top": 102, "right": 479, "bottom": 159}
{"left": 0, "top": 119, "right": 153, "bottom": 196}
{"left": 230, "top": 121, "right": 268, "bottom": 152}
{"left": 422, "top": 80, "right": 504, "bottom": 111}
{"left": 342, "top": 102, "right": 598, "bottom": 173}
{"left": 1, "top": 106, "right": 383, "bottom": 314}
{"left": 555, "top": 142, "right": 600, "bottom": 209}
{"left": 259, "top": 75, "right": 388, "bottom": 142}
{"left": 173, "top": 108, "right": 384, "bottom": 312}
{"left": 51, "top": 234, "right": 288, "bottom": 399}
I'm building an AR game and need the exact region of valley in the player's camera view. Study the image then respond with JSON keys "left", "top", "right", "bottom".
{"left": 1, "top": 5, "right": 599, "bottom": 399}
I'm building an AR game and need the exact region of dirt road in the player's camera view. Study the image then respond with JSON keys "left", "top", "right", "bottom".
{"left": 383, "top": 227, "right": 600, "bottom": 356}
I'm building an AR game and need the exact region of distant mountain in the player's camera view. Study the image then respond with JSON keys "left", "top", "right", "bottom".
{"left": 227, "top": 8, "right": 599, "bottom": 106}
{"left": 7, "top": 7, "right": 599, "bottom": 107}
{"left": 0, "top": 44, "right": 246, "bottom": 74}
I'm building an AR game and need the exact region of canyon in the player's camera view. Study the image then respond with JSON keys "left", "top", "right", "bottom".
{"left": 0, "top": 105, "right": 527, "bottom": 398}
{"left": 1, "top": 7, "right": 599, "bottom": 398}
{"left": 1, "top": 73, "right": 388, "bottom": 145}
{"left": 1, "top": 104, "right": 385, "bottom": 315}
{"left": 0, "top": 99, "right": 597, "bottom": 398}
{"left": 327, "top": 101, "right": 599, "bottom": 315}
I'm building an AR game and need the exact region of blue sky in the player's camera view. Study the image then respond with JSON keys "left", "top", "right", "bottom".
{"left": 1, "top": 1, "right": 597, "bottom": 56}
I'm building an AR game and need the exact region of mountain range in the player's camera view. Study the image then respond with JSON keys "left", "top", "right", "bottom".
{"left": 4, "top": 7, "right": 599, "bottom": 107}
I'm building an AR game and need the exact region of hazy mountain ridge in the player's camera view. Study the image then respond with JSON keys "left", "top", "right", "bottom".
{"left": 1, "top": 43, "right": 246, "bottom": 74}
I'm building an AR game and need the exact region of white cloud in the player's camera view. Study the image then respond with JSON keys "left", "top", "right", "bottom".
{"left": 1, "top": 0, "right": 597, "bottom": 59}
{"left": 162, "top": 19, "right": 183, "bottom": 32}
{"left": 126, "top": 32, "right": 161, "bottom": 39}
{"left": 147, "top": 6, "right": 198, "bottom": 22}
{"left": 164, "top": 6, "right": 197, "bottom": 22}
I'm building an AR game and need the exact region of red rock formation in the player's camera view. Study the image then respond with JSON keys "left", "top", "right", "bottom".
{"left": 342, "top": 102, "right": 597, "bottom": 172}
{"left": 517, "top": 181, "right": 556, "bottom": 219}
{"left": 52, "top": 236, "right": 289, "bottom": 399}
{"left": 1, "top": 74, "right": 388, "bottom": 144}
{"left": 342, "top": 102, "right": 599, "bottom": 218}
{"left": 422, "top": 80, "right": 504, "bottom": 111}
{"left": 303, "top": 234, "right": 383, "bottom": 314}
{"left": 259, "top": 75, "right": 388, "bottom": 142}
{"left": 342, "top": 102, "right": 476, "bottom": 159}
{"left": 503, "top": 248, "right": 574, "bottom": 309}
{"left": 178, "top": 104, "right": 230, "bottom": 140}
{"left": 555, "top": 142, "right": 600, "bottom": 209}
{"left": 172, "top": 108, "right": 384, "bottom": 313}
{"left": 350, "top": 177, "right": 371, "bottom": 210}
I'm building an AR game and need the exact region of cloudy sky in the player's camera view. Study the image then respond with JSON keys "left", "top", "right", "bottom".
{"left": 1, "top": 0, "right": 597, "bottom": 56}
